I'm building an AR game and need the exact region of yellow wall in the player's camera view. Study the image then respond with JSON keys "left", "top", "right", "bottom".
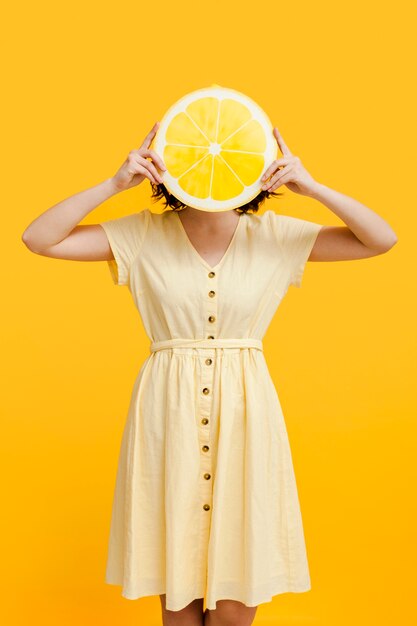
{"left": 3, "top": 0, "right": 415, "bottom": 624}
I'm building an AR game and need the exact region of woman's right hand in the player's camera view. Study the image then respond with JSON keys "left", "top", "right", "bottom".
{"left": 110, "top": 121, "right": 167, "bottom": 192}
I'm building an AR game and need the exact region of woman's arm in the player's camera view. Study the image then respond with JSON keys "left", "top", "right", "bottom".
{"left": 262, "top": 127, "right": 398, "bottom": 262}
{"left": 305, "top": 183, "right": 398, "bottom": 261}
{"left": 21, "top": 178, "right": 119, "bottom": 259}
{"left": 21, "top": 121, "right": 166, "bottom": 262}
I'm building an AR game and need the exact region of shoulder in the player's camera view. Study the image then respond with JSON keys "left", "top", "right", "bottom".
{"left": 262, "top": 208, "right": 322, "bottom": 239}
{"left": 243, "top": 209, "right": 271, "bottom": 232}
{"left": 100, "top": 208, "right": 153, "bottom": 252}
{"left": 101, "top": 208, "right": 151, "bottom": 230}
{"left": 246, "top": 209, "right": 282, "bottom": 242}
{"left": 261, "top": 208, "right": 301, "bottom": 230}
{"left": 251, "top": 209, "right": 285, "bottom": 233}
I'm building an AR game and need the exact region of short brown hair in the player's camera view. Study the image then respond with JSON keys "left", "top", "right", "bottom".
{"left": 150, "top": 182, "right": 284, "bottom": 214}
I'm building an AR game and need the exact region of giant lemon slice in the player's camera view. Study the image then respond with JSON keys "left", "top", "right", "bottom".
{"left": 152, "top": 84, "right": 278, "bottom": 212}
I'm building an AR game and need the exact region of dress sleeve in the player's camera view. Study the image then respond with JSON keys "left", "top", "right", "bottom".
{"left": 99, "top": 209, "right": 150, "bottom": 286}
{"left": 268, "top": 210, "right": 324, "bottom": 288}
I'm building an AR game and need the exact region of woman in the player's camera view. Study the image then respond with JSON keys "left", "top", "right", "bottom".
{"left": 21, "top": 121, "right": 397, "bottom": 626}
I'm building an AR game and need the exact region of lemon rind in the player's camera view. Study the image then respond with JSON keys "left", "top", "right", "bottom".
{"left": 152, "top": 85, "right": 277, "bottom": 212}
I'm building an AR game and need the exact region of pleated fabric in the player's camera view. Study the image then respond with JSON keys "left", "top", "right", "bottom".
{"left": 99, "top": 207, "right": 324, "bottom": 611}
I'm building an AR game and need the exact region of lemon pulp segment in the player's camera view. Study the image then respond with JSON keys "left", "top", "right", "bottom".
{"left": 163, "top": 97, "right": 267, "bottom": 201}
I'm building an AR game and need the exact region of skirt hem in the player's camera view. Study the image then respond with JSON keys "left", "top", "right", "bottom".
{"left": 105, "top": 577, "right": 312, "bottom": 612}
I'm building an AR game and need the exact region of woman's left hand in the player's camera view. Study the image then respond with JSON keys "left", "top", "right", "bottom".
{"left": 261, "top": 127, "right": 320, "bottom": 196}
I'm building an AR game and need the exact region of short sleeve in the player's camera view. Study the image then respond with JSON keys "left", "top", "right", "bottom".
{"left": 268, "top": 210, "right": 324, "bottom": 288}
{"left": 99, "top": 209, "right": 150, "bottom": 286}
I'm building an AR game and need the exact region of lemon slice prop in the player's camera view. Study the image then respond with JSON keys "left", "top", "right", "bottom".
{"left": 152, "top": 85, "right": 278, "bottom": 212}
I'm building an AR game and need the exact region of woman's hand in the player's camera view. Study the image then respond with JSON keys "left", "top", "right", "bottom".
{"left": 261, "top": 127, "right": 320, "bottom": 196}
{"left": 111, "top": 122, "right": 167, "bottom": 192}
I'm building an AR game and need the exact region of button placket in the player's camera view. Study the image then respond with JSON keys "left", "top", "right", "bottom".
{"left": 196, "top": 269, "right": 218, "bottom": 585}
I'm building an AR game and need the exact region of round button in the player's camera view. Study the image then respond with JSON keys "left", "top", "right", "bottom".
{"left": 202, "top": 387, "right": 210, "bottom": 395}
{"left": 208, "top": 271, "right": 215, "bottom": 278}
{"left": 204, "top": 473, "right": 211, "bottom": 480}
{"left": 202, "top": 445, "right": 209, "bottom": 452}
{"left": 201, "top": 417, "right": 209, "bottom": 425}
{"left": 208, "top": 290, "right": 216, "bottom": 298}
{"left": 208, "top": 315, "right": 216, "bottom": 323}
{"left": 205, "top": 358, "right": 212, "bottom": 365}
{"left": 207, "top": 335, "right": 214, "bottom": 340}
{"left": 203, "top": 504, "right": 211, "bottom": 511}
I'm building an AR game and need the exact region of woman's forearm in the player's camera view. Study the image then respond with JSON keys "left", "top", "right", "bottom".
{"left": 21, "top": 177, "right": 119, "bottom": 251}
{"left": 307, "top": 182, "right": 398, "bottom": 251}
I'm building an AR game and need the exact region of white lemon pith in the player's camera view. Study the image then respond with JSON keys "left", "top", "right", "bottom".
{"left": 152, "top": 85, "right": 277, "bottom": 212}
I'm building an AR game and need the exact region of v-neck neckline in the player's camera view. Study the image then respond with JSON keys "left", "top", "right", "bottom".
{"left": 174, "top": 210, "right": 243, "bottom": 272}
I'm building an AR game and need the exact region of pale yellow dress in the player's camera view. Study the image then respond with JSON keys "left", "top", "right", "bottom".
{"left": 99, "top": 207, "right": 324, "bottom": 612}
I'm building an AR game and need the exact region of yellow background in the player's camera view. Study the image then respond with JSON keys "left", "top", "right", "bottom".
{"left": 2, "top": 0, "right": 415, "bottom": 624}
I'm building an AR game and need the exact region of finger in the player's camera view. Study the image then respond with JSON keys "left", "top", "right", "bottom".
{"left": 267, "top": 171, "right": 293, "bottom": 192}
{"left": 137, "top": 155, "right": 164, "bottom": 184}
{"left": 261, "top": 157, "right": 290, "bottom": 183}
{"left": 139, "top": 166, "right": 159, "bottom": 185}
{"left": 128, "top": 164, "right": 158, "bottom": 185}
{"left": 263, "top": 165, "right": 294, "bottom": 191}
{"left": 139, "top": 121, "right": 160, "bottom": 150}
{"left": 141, "top": 149, "right": 167, "bottom": 172}
{"left": 273, "top": 127, "right": 292, "bottom": 157}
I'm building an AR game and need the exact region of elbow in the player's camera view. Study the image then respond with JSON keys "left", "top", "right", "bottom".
{"left": 21, "top": 230, "right": 34, "bottom": 251}
{"left": 21, "top": 230, "right": 43, "bottom": 254}
{"left": 21, "top": 230, "right": 32, "bottom": 249}
{"left": 386, "top": 232, "right": 399, "bottom": 251}
{"left": 377, "top": 234, "right": 398, "bottom": 254}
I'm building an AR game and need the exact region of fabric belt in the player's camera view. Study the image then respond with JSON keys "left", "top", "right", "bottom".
{"left": 150, "top": 337, "right": 263, "bottom": 353}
